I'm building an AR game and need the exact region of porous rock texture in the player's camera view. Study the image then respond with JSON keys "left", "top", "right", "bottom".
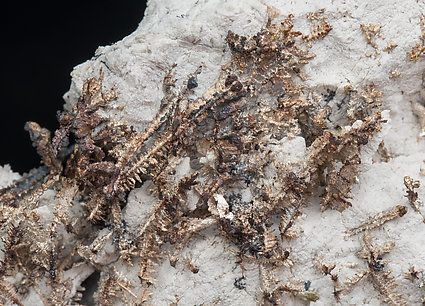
{"left": 1, "top": 0, "right": 425, "bottom": 305}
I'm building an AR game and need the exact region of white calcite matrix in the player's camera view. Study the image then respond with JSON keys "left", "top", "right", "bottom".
{"left": 1, "top": 0, "right": 425, "bottom": 305}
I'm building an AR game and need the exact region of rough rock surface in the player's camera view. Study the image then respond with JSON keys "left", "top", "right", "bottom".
{"left": 1, "top": 0, "right": 425, "bottom": 305}
{"left": 64, "top": 1, "right": 425, "bottom": 304}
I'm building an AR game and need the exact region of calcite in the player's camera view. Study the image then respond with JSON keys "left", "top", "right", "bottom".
{"left": 1, "top": 1, "right": 425, "bottom": 305}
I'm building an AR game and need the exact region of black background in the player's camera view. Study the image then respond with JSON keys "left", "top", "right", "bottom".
{"left": 3, "top": 1, "right": 148, "bottom": 174}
